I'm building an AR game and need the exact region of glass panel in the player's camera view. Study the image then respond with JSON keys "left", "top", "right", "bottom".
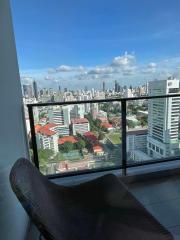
{"left": 32, "top": 101, "right": 122, "bottom": 175}
{"left": 127, "top": 96, "right": 180, "bottom": 165}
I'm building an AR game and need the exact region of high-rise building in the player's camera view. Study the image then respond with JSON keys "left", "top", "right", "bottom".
{"left": 103, "top": 81, "right": 105, "bottom": 92}
{"left": 70, "top": 104, "right": 85, "bottom": 119}
{"left": 147, "top": 78, "right": 180, "bottom": 158}
{"left": 48, "top": 106, "right": 70, "bottom": 126}
{"left": 115, "top": 80, "right": 119, "bottom": 92}
{"left": 22, "top": 84, "right": 33, "bottom": 98}
{"left": 124, "top": 88, "right": 133, "bottom": 98}
{"left": 33, "top": 80, "right": 38, "bottom": 100}
{"left": 127, "top": 128, "right": 149, "bottom": 162}
{"left": 91, "top": 103, "right": 99, "bottom": 120}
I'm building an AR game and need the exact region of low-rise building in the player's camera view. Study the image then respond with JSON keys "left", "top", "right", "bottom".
{"left": 93, "top": 145, "right": 104, "bottom": 156}
{"left": 58, "top": 136, "right": 78, "bottom": 145}
{"left": 101, "top": 122, "right": 114, "bottom": 131}
{"left": 71, "top": 118, "right": 90, "bottom": 135}
{"left": 83, "top": 131, "right": 98, "bottom": 143}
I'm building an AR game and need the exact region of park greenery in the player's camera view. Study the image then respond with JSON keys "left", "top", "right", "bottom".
{"left": 58, "top": 139, "right": 86, "bottom": 153}
{"left": 38, "top": 148, "right": 54, "bottom": 173}
{"left": 107, "top": 133, "right": 121, "bottom": 145}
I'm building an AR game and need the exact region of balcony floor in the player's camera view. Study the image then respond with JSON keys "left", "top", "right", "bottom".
{"left": 129, "top": 175, "right": 180, "bottom": 239}
{"left": 27, "top": 172, "right": 180, "bottom": 240}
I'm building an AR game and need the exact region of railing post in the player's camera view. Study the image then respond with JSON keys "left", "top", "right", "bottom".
{"left": 28, "top": 106, "right": 39, "bottom": 169}
{"left": 121, "top": 100, "right": 127, "bottom": 176}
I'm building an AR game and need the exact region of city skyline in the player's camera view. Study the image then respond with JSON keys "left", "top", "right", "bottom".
{"left": 11, "top": 0, "right": 180, "bottom": 89}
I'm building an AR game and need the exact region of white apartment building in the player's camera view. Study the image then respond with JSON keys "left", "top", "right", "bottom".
{"left": 70, "top": 104, "right": 85, "bottom": 119}
{"left": 36, "top": 125, "right": 59, "bottom": 153}
{"left": 48, "top": 106, "right": 70, "bottom": 126}
{"left": 127, "top": 128, "right": 150, "bottom": 161}
{"left": 91, "top": 103, "right": 99, "bottom": 120}
{"left": 71, "top": 118, "right": 90, "bottom": 135}
{"left": 53, "top": 125, "right": 70, "bottom": 136}
{"left": 147, "top": 78, "right": 180, "bottom": 158}
{"left": 124, "top": 88, "right": 133, "bottom": 98}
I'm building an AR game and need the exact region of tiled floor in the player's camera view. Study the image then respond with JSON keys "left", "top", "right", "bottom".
{"left": 27, "top": 174, "right": 180, "bottom": 239}
{"left": 129, "top": 176, "right": 180, "bottom": 239}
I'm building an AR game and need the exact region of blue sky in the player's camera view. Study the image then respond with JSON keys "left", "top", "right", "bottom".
{"left": 11, "top": 0, "right": 180, "bottom": 89}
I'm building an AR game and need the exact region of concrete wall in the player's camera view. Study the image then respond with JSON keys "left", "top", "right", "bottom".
{"left": 0, "top": 0, "right": 29, "bottom": 239}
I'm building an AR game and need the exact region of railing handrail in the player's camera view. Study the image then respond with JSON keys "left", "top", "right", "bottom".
{"left": 27, "top": 93, "right": 180, "bottom": 108}
{"left": 27, "top": 93, "right": 180, "bottom": 178}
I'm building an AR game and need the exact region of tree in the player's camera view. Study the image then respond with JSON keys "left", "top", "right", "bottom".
{"left": 63, "top": 141, "right": 74, "bottom": 152}
{"left": 140, "top": 116, "right": 148, "bottom": 127}
{"left": 98, "top": 132, "right": 105, "bottom": 140}
{"left": 38, "top": 149, "right": 54, "bottom": 173}
{"left": 54, "top": 153, "right": 65, "bottom": 162}
{"left": 38, "top": 149, "right": 54, "bottom": 162}
{"left": 94, "top": 119, "right": 102, "bottom": 128}
{"left": 127, "top": 120, "right": 136, "bottom": 129}
{"left": 75, "top": 139, "right": 86, "bottom": 150}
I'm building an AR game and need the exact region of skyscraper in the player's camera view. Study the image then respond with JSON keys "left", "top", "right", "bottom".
{"left": 33, "top": 80, "right": 38, "bottom": 100}
{"left": 103, "top": 81, "right": 105, "bottom": 92}
{"left": 115, "top": 80, "right": 118, "bottom": 92}
{"left": 147, "top": 78, "right": 180, "bottom": 158}
{"left": 22, "top": 84, "right": 33, "bottom": 98}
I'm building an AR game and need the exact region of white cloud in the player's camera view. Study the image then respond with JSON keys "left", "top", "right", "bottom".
{"left": 56, "top": 65, "right": 74, "bottom": 72}
{"left": 20, "top": 53, "right": 180, "bottom": 90}
{"left": 111, "top": 52, "right": 136, "bottom": 67}
{"left": 54, "top": 65, "right": 86, "bottom": 73}
{"left": 45, "top": 76, "right": 55, "bottom": 81}
{"left": 142, "top": 62, "right": 157, "bottom": 74}
{"left": 88, "top": 66, "right": 113, "bottom": 75}
{"left": 148, "top": 62, "right": 157, "bottom": 68}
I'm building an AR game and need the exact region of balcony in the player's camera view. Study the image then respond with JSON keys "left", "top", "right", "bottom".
{"left": 25, "top": 94, "right": 180, "bottom": 239}
{"left": 1, "top": 1, "right": 180, "bottom": 239}
{"left": 27, "top": 94, "right": 180, "bottom": 178}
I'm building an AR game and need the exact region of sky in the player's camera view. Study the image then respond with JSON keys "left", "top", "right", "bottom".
{"left": 11, "top": 0, "right": 180, "bottom": 90}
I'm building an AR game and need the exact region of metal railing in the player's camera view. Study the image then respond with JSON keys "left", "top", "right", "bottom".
{"left": 27, "top": 94, "right": 180, "bottom": 179}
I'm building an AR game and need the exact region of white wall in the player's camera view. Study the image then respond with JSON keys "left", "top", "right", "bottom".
{"left": 0, "top": 0, "right": 29, "bottom": 239}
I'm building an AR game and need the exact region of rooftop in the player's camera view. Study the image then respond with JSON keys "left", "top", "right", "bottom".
{"left": 35, "top": 123, "right": 57, "bottom": 136}
{"left": 58, "top": 136, "right": 78, "bottom": 145}
{"left": 84, "top": 131, "right": 98, "bottom": 141}
{"left": 71, "top": 118, "right": 89, "bottom": 124}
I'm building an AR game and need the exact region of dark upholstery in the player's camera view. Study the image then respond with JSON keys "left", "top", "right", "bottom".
{"left": 10, "top": 158, "right": 173, "bottom": 240}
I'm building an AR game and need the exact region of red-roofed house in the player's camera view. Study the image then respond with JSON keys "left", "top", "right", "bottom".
{"left": 71, "top": 118, "right": 90, "bottom": 135}
{"left": 93, "top": 145, "right": 104, "bottom": 156}
{"left": 101, "top": 122, "right": 114, "bottom": 131}
{"left": 58, "top": 136, "right": 78, "bottom": 145}
{"left": 35, "top": 124, "right": 42, "bottom": 133}
{"left": 84, "top": 131, "right": 98, "bottom": 143}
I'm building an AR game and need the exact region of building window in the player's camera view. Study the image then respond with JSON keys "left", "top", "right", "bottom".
{"left": 152, "top": 144, "right": 155, "bottom": 150}
{"left": 156, "top": 146, "right": 159, "bottom": 152}
{"left": 160, "top": 149, "right": 164, "bottom": 155}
